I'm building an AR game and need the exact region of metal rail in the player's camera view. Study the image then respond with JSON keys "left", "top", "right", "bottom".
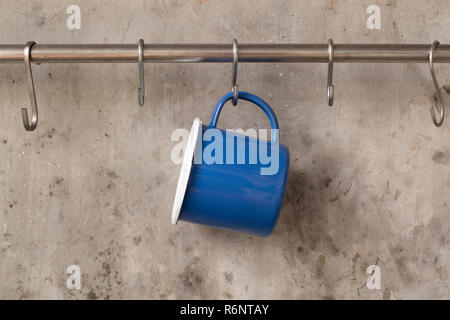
{"left": 1, "top": 43, "right": 450, "bottom": 63}
{"left": 2, "top": 41, "right": 449, "bottom": 130}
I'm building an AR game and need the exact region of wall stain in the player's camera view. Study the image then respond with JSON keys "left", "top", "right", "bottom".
{"left": 177, "top": 257, "right": 209, "bottom": 299}
{"left": 432, "top": 150, "right": 450, "bottom": 166}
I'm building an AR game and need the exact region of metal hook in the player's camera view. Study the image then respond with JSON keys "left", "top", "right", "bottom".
{"left": 231, "top": 39, "right": 239, "bottom": 106}
{"left": 429, "top": 41, "right": 444, "bottom": 127}
{"left": 22, "top": 41, "right": 38, "bottom": 131}
{"left": 138, "top": 39, "right": 145, "bottom": 107}
{"left": 327, "top": 39, "right": 334, "bottom": 107}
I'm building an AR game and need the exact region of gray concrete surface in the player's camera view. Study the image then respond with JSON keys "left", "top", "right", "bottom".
{"left": 0, "top": 0, "right": 449, "bottom": 299}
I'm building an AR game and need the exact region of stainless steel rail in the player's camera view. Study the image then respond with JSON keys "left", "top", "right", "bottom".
{"left": 1, "top": 43, "right": 450, "bottom": 63}
{"left": 2, "top": 41, "right": 449, "bottom": 130}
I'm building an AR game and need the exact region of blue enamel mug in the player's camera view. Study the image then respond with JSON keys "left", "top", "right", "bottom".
{"left": 172, "top": 91, "right": 289, "bottom": 236}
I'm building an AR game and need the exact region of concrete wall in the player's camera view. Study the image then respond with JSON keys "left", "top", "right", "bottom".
{"left": 0, "top": 0, "right": 449, "bottom": 299}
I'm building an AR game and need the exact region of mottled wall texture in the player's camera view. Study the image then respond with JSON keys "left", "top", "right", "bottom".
{"left": 0, "top": 0, "right": 449, "bottom": 299}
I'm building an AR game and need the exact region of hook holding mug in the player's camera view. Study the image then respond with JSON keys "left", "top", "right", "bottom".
{"left": 232, "top": 39, "right": 239, "bottom": 106}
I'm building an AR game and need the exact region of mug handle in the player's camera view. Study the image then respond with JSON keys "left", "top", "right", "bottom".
{"left": 209, "top": 91, "right": 279, "bottom": 130}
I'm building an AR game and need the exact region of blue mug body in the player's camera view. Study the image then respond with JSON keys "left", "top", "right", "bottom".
{"left": 172, "top": 91, "right": 289, "bottom": 237}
